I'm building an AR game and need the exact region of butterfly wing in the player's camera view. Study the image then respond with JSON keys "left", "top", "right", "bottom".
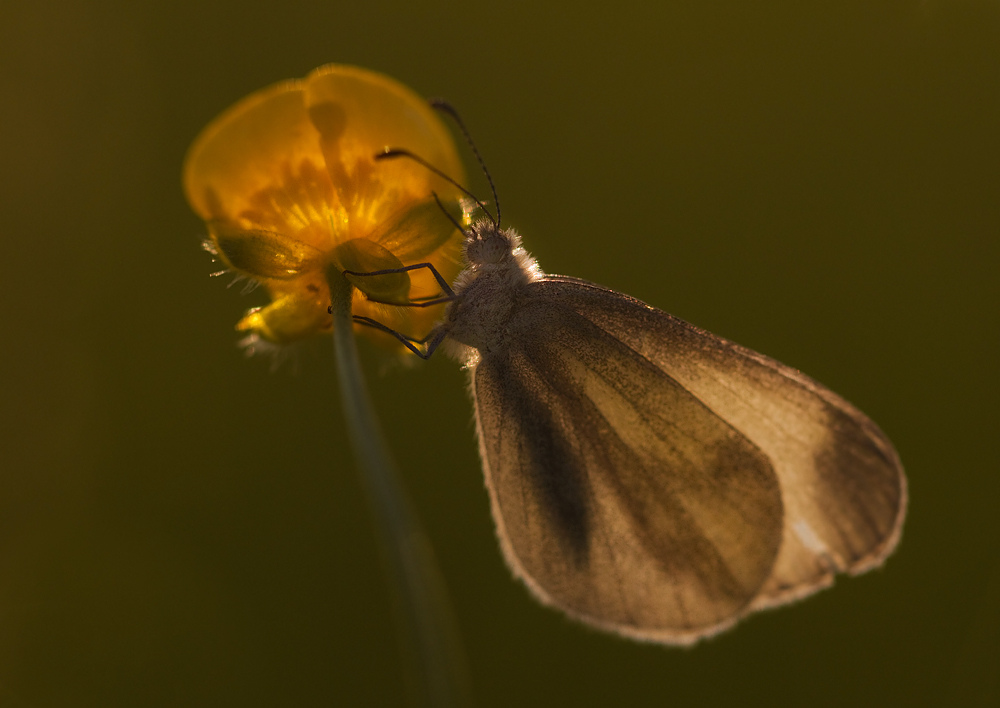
{"left": 472, "top": 286, "right": 784, "bottom": 643}
{"left": 470, "top": 276, "right": 905, "bottom": 644}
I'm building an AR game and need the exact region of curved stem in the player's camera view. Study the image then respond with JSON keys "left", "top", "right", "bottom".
{"left": 326, "top": 266, "right": 471, "bottom": 708}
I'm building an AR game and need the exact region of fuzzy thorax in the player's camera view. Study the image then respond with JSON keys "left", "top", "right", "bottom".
{"left": 442, "top": 221, "right": 544, "bottom": 356}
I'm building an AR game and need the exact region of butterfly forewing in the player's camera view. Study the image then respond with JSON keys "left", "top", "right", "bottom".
{"left": 522, "top": 277, "right": 907, "bottom": 617}
{"left": 473, "top": 293, "right": 788, "bottom": 643}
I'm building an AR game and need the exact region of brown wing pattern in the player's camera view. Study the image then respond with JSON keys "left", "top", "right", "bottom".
{"left": 472, "top": 296, "right": 786, "bottom": 643}
{"left": 530, "top": 277, "right": 907, "bottom": 614}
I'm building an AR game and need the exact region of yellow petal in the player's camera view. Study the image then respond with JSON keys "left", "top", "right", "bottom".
{"left": 183, "top": 80, "right": 333, "bottom": 248}
{"left": 184, "top": 65, "right": 466, "bottom": 253}
{"left": 368, "top": 196, "right": 466, "bottom": 263}
{"left": 303, "top": 65, "right": 466, "bottom": 241}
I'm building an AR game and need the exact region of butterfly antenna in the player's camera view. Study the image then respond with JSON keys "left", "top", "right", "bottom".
{"left": 430, "top": 191, "right": 467, "bottom": 235}
{"left": 429, "top": 99, "right": 502, "bottom": 229}
{"left": 375, "top": 148, "right": 496, "bottom": 227}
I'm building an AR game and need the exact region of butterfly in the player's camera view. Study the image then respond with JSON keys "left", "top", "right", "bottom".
{"left": 353, "top": 111, "right": 907, "bottom": 645}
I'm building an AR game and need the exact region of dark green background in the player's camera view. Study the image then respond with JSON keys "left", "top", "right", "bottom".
{"left": 2, "top": 1, "right": 997, "bottom": 706}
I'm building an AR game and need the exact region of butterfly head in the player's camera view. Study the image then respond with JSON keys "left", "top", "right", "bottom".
{"left": 464, "top": 218, "right": 520, "bottom": 268}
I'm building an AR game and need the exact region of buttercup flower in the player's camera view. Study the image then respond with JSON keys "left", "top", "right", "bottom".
{"left": 183, "top": 64, "right": 467, "bottom": 351}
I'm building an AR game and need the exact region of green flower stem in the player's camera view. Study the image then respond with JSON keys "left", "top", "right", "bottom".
{"left": 326, "top": 266, "right": 470, "bottom": 708}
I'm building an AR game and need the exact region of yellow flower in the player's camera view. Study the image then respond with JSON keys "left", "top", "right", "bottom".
{"left": 183, "top": 64, "right": 467, "bottom": 351}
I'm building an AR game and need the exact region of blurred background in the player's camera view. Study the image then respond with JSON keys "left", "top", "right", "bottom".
{"left": 2, "top": 1, "right": 997, "bottom": 706}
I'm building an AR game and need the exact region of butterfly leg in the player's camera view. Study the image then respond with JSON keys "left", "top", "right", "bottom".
{"left": 343, "top": 262, "right": 456, "bottom": 307}
{"left": 351, "top": 316, "right": 448, "bottom": 360}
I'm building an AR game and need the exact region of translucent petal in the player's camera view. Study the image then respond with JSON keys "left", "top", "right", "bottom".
{"left": 303, "top": 65, "right": 466, "bottom": 242}
{"left": 367, "top": 196, "right": 465, "bottom": 263}
{"left": 184, "top": 65, "right": 466, "bottom": 252}
{"left": 183, "top": 80, "right": 330, "bottom": 242}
